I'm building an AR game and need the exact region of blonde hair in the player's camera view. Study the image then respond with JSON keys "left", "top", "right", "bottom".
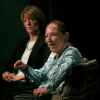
{"left": 21, "top": 5, "right": 46, "bottom": 24}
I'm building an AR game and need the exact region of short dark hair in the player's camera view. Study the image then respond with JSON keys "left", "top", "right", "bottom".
{"left": 47, "top": 20, "right": 70, "bottom": 42}
{"left": 48, "top": 20, "right": 67, "bottom": 34}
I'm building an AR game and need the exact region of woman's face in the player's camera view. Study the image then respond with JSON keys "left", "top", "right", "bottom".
{"left": 45, "top": 23, "right": 65, "bottom": 53}
{"left": 23, "top": 15, "right": 39, "bottom": 34}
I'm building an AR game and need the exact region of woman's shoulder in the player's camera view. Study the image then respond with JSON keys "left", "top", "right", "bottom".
{"left": 64, "top": 46, "right": 81, "bottom": 57}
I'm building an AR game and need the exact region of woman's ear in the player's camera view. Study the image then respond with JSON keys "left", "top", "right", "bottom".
{"left": 65, "top": 32, "right": 69, "bottom": 42}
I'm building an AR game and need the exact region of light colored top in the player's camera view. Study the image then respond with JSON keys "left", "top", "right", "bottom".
{"left": 16, "top": 40, "right": 36, "bottom": 77}
{"left": 22, "top": 46, "right": 81, "bottom": 92}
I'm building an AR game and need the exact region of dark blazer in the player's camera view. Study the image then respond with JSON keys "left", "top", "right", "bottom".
{"left": 4, "top": 35, "right": 50, "bottom": 72}
{"left": 0, "top": 36, "right": 50, "bottom": 99}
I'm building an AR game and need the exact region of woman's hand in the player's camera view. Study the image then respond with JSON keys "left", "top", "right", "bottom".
{"left": 2, "top": 72, "right": 16, "bottom": 81}
{"left": 33, "top": 87, "right": 48, "bottom": 97}
{"left": 14, "top": 60, "right": 27, "bottom": 70}
{"left": 2, "top": 71, "right": 26, "bottom": 81}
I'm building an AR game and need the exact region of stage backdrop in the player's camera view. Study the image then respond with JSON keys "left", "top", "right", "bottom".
{"left": 0, "top": 0, "right": 29, "bottom": 72}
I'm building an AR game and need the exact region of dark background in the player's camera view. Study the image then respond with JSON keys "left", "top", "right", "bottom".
{"left": 0, "top": 0, "right": 99, "bottom": 72}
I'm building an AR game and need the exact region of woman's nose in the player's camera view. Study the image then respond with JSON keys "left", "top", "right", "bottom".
{"left": 47, "top": 36, "right": 52, "bottom": 42}
{"left": 26, "top": 20, "right": 31, "bottom": 25}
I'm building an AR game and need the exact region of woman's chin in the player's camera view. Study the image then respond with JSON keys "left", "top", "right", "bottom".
{"left": 50, "top": 48, "right": 56, "bottom": 53}
{"left": 26, "top": 30, "right": 33, "bottom": 34}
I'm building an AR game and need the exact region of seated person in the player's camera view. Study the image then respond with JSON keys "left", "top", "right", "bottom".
{"left": 14, "top": 20, "right": 82, "bottom": 100}
{"left": 1, "top": 5, "right": 50, "bottom": 100}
